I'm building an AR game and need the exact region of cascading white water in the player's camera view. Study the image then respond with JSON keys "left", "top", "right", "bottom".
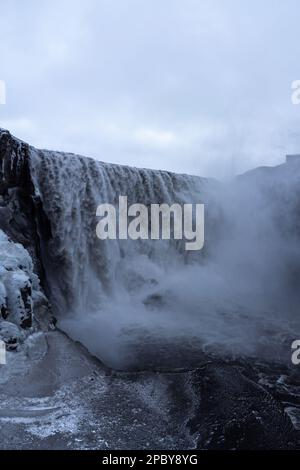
{"left": 29, "top": 147, "right": 300, "bottom": 369}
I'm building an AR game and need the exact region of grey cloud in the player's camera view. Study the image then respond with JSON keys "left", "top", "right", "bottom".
{"left": 0, "top": 0, "right": 300, "bottom": 178}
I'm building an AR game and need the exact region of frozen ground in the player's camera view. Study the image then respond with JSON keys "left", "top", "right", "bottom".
{"left": 1, "top": 329, "right": 300, "bottom": 450}
{"left": 0, "top": 330, "right": 196, "bottom": 450}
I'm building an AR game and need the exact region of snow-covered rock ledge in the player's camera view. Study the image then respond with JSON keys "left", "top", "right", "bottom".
{"left": 0, "top": 230, "right": 54, "bottom": 352}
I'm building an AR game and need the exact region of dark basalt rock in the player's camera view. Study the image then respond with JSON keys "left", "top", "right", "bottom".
{"left": 0, "top": 129, "right": 55, "bottom": 335}
{"left": 0, "top": 129, "right": 51, "bottom": 286}
{"left": 19, "top": 283, "right": 32, "bottom": 328}
{"left": 188, "top": 362, "right": 299, "bottom": 449}
{"left": 1, "top": 302, "right": 8, "bottom": 320}
{"left": 0, "top": 321, "right": 22, "bottom": 351}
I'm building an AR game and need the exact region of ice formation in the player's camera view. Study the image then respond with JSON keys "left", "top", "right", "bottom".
{"left": 0, "top": 230, "right": 48, "bottom": 350}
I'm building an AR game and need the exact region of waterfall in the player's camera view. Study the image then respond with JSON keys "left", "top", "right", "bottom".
{"left": 20, "top": 141, "right": 300, "bottom": 369}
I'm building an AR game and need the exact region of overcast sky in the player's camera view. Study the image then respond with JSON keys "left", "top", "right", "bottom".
{"left": 1, "top": 0, "right": 300, "bottom": 178}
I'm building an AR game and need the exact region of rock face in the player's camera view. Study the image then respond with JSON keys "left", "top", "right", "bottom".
{"left": 0, "top": 129, "right": 50, "bottom": 282}
{"left": 0, "top": 129, "right": 54, "bottom": 350}
{"left": 188, "top": 363, "right": 298, "bottom": 449}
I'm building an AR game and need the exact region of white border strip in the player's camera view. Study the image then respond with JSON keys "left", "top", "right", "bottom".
{"left": 0, "top": 80, "right": 6, "bottom": 104}
{"left": 0, "top": 340, "right": 6, "bottom": 364}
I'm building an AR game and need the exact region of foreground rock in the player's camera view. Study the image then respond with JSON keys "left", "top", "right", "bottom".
{"left": 0, "top": 330, "right": 298, "bottom": 450}
{"left": 189, "top": 363, "right": 298, "bottom": 449}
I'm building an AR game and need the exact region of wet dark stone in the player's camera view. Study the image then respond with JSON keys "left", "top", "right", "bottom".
{"left": 188, "top": 362, "right": 299, "bottom": 450}
{"left": 19, "top": 284, "right": 32, "bottom": 329}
